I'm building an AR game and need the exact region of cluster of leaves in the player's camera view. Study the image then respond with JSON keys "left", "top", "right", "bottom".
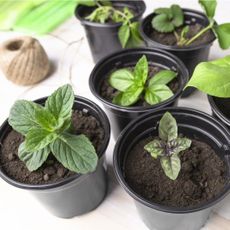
{"left": 186, "top": 55, "right": 230, "bottom": 98}
{"left": 81, "top": 0, "right": 143, "bottom": 48}
{"left": 109, "top": 55, "right": 177, "bottom": 106}
{"left": 144, "top": 112, "right": 191, "bottom": 180}
{"left": 152, "top": 0, "right": 230, "bottom": 49}
{"left": 8, "top": 84, "right": 98, "bottom": 174}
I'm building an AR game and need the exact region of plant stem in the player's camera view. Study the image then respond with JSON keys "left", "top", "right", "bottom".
{"left": 173, "top": 31, "right": 180, "bottom": 42}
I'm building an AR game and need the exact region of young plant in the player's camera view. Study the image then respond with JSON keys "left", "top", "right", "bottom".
{"left": 152, "top": 0, "right": 230, "bottom": 49}
{"left": 8, "top": 84, "right": 98, "bottom": 174}
{"left": 109, "top": 55, "right": 177, "bottom": 106}
{"left": 186, "top": 55, "right": 230, "bottom": 97}
{"left": 81, "top": 0, "right": 143, "bottom": 48}
{"left": 144, "top": 112, "right": 191, "bottom": 180}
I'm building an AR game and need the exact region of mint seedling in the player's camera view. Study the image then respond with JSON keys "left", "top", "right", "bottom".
{"left": 144, "top": 112, "right": 191, "bottom": 180}
{"left": 109, "top": 55, "right": 177, "bottom": 106}
{"left": 152, "top": 0, "right": 230, "bottom": 49}
{"left": 8, "top": 84, "right": 98, "bottom": 174}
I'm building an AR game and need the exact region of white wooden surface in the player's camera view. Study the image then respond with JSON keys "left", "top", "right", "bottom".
{"left": 0, "top": 1, "right": 230, "bottom": 229}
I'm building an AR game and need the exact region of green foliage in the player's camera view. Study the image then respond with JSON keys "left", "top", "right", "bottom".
{"left": 109, "top": 55, "right": 177, "bottom": 107}
{"left": 144, "top": 112, "right": 191, "bottom": 180}
{"left": 213, "top": 23, "right": 230, "bottom": 49}
{"left": 186, "top": 56, "right": 230, "bottom": 98}
{"left": 199, "top": 0, "right": 217, "bottom": 19}
{"left": 9, "top": 84, "right": 98, "bottom": 174}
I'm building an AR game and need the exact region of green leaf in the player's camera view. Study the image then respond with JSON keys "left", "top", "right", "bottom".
{"left": 181, "top": 25, "right": 189, "bottom": 39}
{"left": 8, "top": 100, "right": 42, "bottom": 135}
{"left": 199, "top": 0, "right": 217, "bottom": 18}
{"left": 214, "top": 23, "right": 230, "bottom": 50}
{"left": 112, "top": 85, "right": 144, "bottom": 106}
{"left": 154, "top": 8, "right": 173, "bottom": 19}
{"left": 45, "top": 84, "right": 74, "bottom": 121}
{"left": 171, "top": 4, "right": 184, "bottom": 27}
{"left": 51, "top": 134, "right": 98, "bottom": 174}
{"left": 152, "top": 14, "right": 175, "bottom": 33}
{"left": 144, "top": 139, "right": 164, "bottom": 159}
{"left": 186, "top": 56, "right": 230, "bottom": 97}
{"left": 123, "top": 6, "right": 134, "bottom": 20}
{"left": 168, "top": 138, "right": 192, "bottom": 155}
{"left": 78, "top": 0, "right": 96, "bottom": 7}
{"left": 159, "top": 112, "right": 178, "bottom": 141}
{"left": 118, "top": 23, "right": 130, "bottom": 48}
{"left": 109, "top": 69, "right": 134, "bottom": 92}
{"left": 126, "top": 22, "right": 143, "bottom": 48}
{"left": 145, "top": 84, "right": 174, "bottom": 105}
{"left": 133, "top": 55, "right": 148, "bottom": 86}
{"left": 25, "top": 128, "right": 58, "bottom": 152}
{"left": 160, "top": 155, "right": 181, "bottom": 180}
{"left": 18, "top": 142, "right": 50, "bottom": 171}
{"left": 149, "top": 70, "right": 177, "bottom": 86}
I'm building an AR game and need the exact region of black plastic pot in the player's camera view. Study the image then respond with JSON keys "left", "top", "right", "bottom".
{"left": 113, "top": 107, "right": 230, "bottom": 230}
{"left": 209, "top": 96, "right": 230, "bottom": 129}
{"left": 140, "top": 9, "right": 216, "bottom": 97}
{"left": 89, "top": 48, "right": 189, "bottom": 139}
{"left": 0, "top": 96, "right": 110, "bottom": 218}
{"left": 75, "top": 0, "right": 146, "bottom": 62}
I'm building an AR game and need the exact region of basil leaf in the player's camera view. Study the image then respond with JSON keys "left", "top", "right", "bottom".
{"left": 8, "top": 100, "right": 42, "bottom": 135}
{"left": 199, "top": 0, "right": 217, "bottom": 19}
{"left": 25, "top": 128, "right": 58, "bottom": 152}
{"left": 168, "top": 138, "right": 192, "bottom": 155}
{"left": 126, "top": 22, "right": 143, "bottom": 48}
{"left": 123, "top": 6, "right": 134, "bottom": 20}
{"left": 154, "top": 8, "right": 173, "bottom": 19}
{"left": 109, "top": 69, "right": 135, "bottom": 92}
{"left": 152, "top": 14, "right": 174, "bottom": 33}
{"left": 113, "top": 85, "right": 143, "bottom": 106}
{"left": 160, "top": 155, "right": 181, "bottom": 180}
{"left": 51, "top": 134, "right": 98, "bottom": 174}
{"left": 214, "top": 23, "right": 230, "bottom": 50}
{"left": 18, "top": 142, "right": 50, "bottom": 171}
{"left": 145, "top": 84, "right": 174, "bottom": 105}
{"left": 45, "top": 84, "right": 74, "bottom": 121}
{"left": 118, "top": 23, "right": 130, "bottom": 48}
{"left": 144, "top": 139, "right": 164, "bottom": 159}
{"left": 186, "top": 56, "right": 230, "bottom": 97}
{"left": 133, "top": 55, "right": 148, "bottom": 86}
{"left": 149, "top": 70, "right": 177, "bottom": 86}
{"left": 159, "top": 112, "right": 178, "bottom": 141}
{"left": 171, "top": 4, "right": 184, "bottom": 27}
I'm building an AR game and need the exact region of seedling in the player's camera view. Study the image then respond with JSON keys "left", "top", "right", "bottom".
{"left": 152, "top": 0, "right": 230, "bottom": 48}
{"left": 144, "top": 112, "right": 191, "bottom": 180}
{"left": 186, "top": 55, "right": 230, "bottom": 97}
{"left": 81, "top": 0, "right": 143, "bottom": 48}
{"left": 109, "top": 55, "right": 177, "bottom": 106}
{"left": 8, "top": 84, "right": 98, "bottom": 174}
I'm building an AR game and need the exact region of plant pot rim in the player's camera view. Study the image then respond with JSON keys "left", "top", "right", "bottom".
{"left": 89, "top": 47, "right": 189, "bottom": 113}
{"left": 113, "top": 106, "right": 230, "bottom": 214}
{"left": 75, "top": 0, "right": 146, "bottom": 28}
{"left": 208, "top": 96, "right": 230, "bottom": 126}
{"left": 140, "top": 8, "right": 216, "bottom": 52}
{"left": 0, "top": 95, "right": 110, "bottom": 191}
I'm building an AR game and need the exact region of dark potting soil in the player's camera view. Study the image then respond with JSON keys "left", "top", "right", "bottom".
{"left": 150, "top": 23, "right": 214, "bottom": 47}
{"left": 100, "top": 66, "right": 179, "bottom": 106}
{"left": 0, "top": 110, "right": 104, "bottom": 185}
{"left": 124, "top": 137, "right": 227, "bottom": 208}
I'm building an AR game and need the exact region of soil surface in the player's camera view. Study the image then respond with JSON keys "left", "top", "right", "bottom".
{"left": 0, "top": 110, "right": 104, "bottom": 185}
{"left": 150, "top": 23, "right": 214, "bottom": 47}
{"left": 124, "top": 137, "right": 227, "bottom": 208}
{"left": 100, "top": 66, "right": 179, "bottom": 106}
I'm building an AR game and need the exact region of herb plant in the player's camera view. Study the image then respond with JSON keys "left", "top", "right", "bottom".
{"left": 152, "top": 0, "right": 230, "bottom": 49}
{"left": 81, "top": 0, "right": 143, "bottom": 48}
{"left": 8, "top": 84, "right": 98, "bottom": 174}
{"left": 109, "top": 55, "right": 177, "bottom": 106}
{"left": 144, "top": 112, "right": 191, "bottom": 180}
{"left": 186, "top": 55, "right": 230, "bottom": 97}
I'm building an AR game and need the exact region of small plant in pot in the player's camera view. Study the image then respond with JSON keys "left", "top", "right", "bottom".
{"left": 89, "top": 48, "right": 189, "bottom": 139}
{"left": 186, "top": 55, "right": 230, "bottom": 129}
{"left": 0, "top": 84, "right": 110, "bottom": 218}
{"left": 113, "top": 107, "right": 230, "bottom": 230}
{"left": 140, "top": 0, "right": 230, "bottom": 97}
{"left": 75, "top": 0, "right": 146, "bottom": 62}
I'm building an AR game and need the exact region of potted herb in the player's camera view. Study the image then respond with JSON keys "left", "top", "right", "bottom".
{"left": 140, "top": 0, "right": 230, "bottom": 97}
{"left": 0, "top": 84, "right": 110, "bottom": 218}
{"left": 113, "top": 107, "right": 230, "bottom": 230}
{"left": 75, "top": 0, "right": 146, "bottom": 62}
{"left": 89, "top": 48, "right": 188, "bottom": 139}
{"left": 186, "top": 55, "right": 230, "bottom": 129}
